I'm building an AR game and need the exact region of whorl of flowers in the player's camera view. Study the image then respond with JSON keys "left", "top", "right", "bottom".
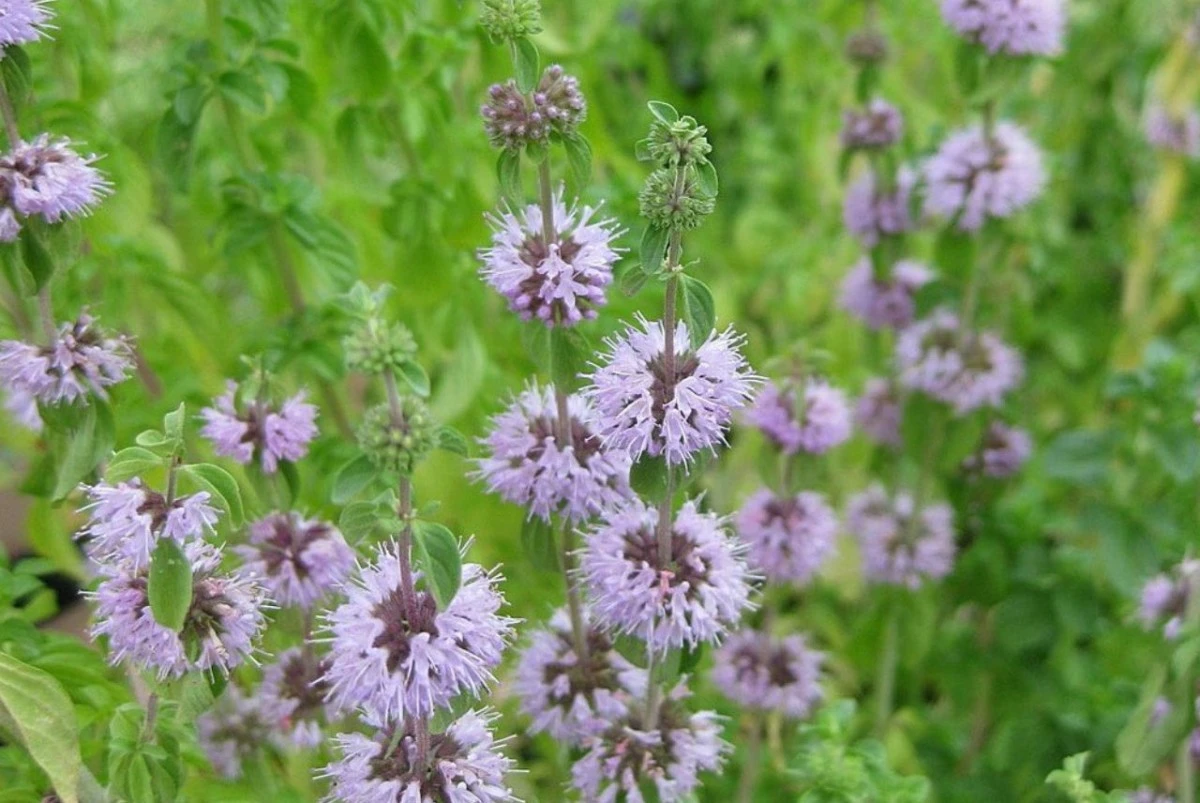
{"left": 481, "top": 64, "right": 586, "bottom": 151}
{"left": 343, "top": 319, "right": 417, "bottom": 377}
{"left": 839, "top": 258, "right": 933, "bottom": 331}
{"left": 479, "top": 0, "right": 542, "bottom": 42}
{"left": 200, "top": 380, "right": 318, "bottom": 473}
{"left": 356, "top": 397, "right": 435, "bottom": 476}
{"left": 585, "top": 316, "right": 758, "bottom": 467}
{"left": 847, "top": 485, "right": 956, "bottom": 589}
{"left": 579, "top": 498, "right": 753, "bottom": 654}
{"left": 322, "top": 710, "right": 516, "bottom": 803}
{"left": 0, "top": 313, "right": 132, "bottom": 405}
{"left": 639, "top": 168, "right": 715, "bottom": 231}
{"left": 855, "top": 377, "right": 903, "bottom": 447}
{"left": 747, "top": 379, "right": 853, "bottom": 456}
{"left": 571, "top": 686, "right": 729, "bottom": 803}
{"left": 843, "top": 166, "right": 917, "bottom": 247}
{"left": 735, "top": 489, "right": 837, "bottom": 585}
{"left": 0, "top": 0, "right": 53, "bottom": 46}
{"left": 478, "top": 189, "right": 622, "bottom": 327}
{"left": 234, "top": 511, "right": 354, "bottom": 609}
{"left": 962, "top": 421, "right": 1032, "bottom": 477}
{"left": 841, "top": 99, "right": 904, "bottom": 151}
{"left": 896, "top": 308, "right": 1023, "bottom": 414}
{"left": 78, "top": 479, "right": 218, "bottom": 569}
{"left": 1130, "top": 789, "right": 1176, "bottom": 803}
{"left": 0, "top": 135, "right": 110, "bottom": 236}
{"left": 475, "top": 381, "right": 631, "bottom": 522}
{"left": 711, "top": 629, "right": 824, "bottom": 719}
{"left": 939, "top": 0, "right": 1066, "bottom": 57}
{"left": 321, "top": 544, "right": 517, "bottom": 723}
{"left": 90, "top": 542, "right": 269, "bottom": 679}
{"left": 512, "top": 608, "right": 647, "bottom": 743}
{"left": 258, "top": 647, "right": 335, "bottom": 749}
{"left": 1144, "top": 104, "right": 1200, "bottom": 159}
{"left": 923, "top": 122, "right": 1046, "bottom": 231}
{"left": 1138, "top": 560, "right": 1199, "bottom": 639}
{"left": 196, "top": 686, "right": 275, "bottom": 780}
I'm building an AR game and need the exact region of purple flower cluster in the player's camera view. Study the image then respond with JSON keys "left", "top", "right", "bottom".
{"left": 79, "top": 480, "right": 218, "bottom": 569}
{"left": 1145, "top": 104, "right": 1200, "bottom": 158}
{"left": 747, "top": 380, "right": 852, "bottom": 455}
{"left": 962, "top": 421, "right": 1032, "bottom": 477}
{"left": 580, "top": 498, "right": 753, "bottom": 653}
{"left": 258, "top": 648, "right": 336, "bottom": 748}
{"left": 478, "top": 190, "right": 621, "bottom": 327}
{"left": 200, "top": 380, "right": 318, "bottom": 473}
{"left": 939, "top": 0, "right": 1066, "bottom": 56}
{"left": 1138, "top": 560, "right": 1199, "bottom": 639}
{"left": 3, "top": 386, "right": 41, "bottom": 431}
{"left": 586, "top": 317, "right": 758, "bottom": 466}
{"left": 0, "top": 0, "right": 53, "bottom": 46}
{"left": 841, "top": 99, "right": 904, "bottom": 151}
{"left": 843, "top": 167, "right": 917, "bottom": 247}
{"left": 847, "top": 485, "right": 956, "bottom": 588}
{"left": 475, "top": 381, "right": 631, "bottom": 522}
{"left": 711, "top": 629, "right": 824, "bottom": 718}
{"left": 481, "top": 64, "right": 586, "bottom": 151}
{"left": 196, "top": 685, "right": 275, "bottom": 779}
{"left": 735, "top": 489, "right": 837, "bottom": 585}
{"left": 235, "top": 511, "right": 353, "bottom": 609}
{"left": 839, "top": 258, "right": 933, "bottom": 331}
{"left": 0, "top": 135, "right": 111, "bottom": 239}
{"left": 855, "top": 377, "right": 903, "bottom": 446}
{"left": 0, "top": 313, "right": 132, "bottom": 405}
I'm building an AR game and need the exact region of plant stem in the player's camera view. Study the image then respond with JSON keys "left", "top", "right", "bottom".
{"left": 874, "top": 600, "right": 900, "bottom": 736}
{"left": 0, "top": 69, "right": 20, "bottom": 147}
{"left": 642, "top": 646, "right": 662, "bottom": 727}
{"left": 36, "top": 285, "right": 56, "bottom": 344}
{"left": 537, "top": 159, "right": 556, "bottom": 245}
{"left": 140, "top": 692, "right": 159, "bottom": 742}
{"left": 1179, "top": 736, "right": 1196, "bottom": 803}
{"left": 736, "top": 715, "right": 765, "bottom": 803}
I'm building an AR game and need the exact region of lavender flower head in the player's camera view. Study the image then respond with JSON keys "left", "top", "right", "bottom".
{"left": 1138, "top": 560, "right": 1200, "bottom": 639}
{"left": 1131, "top": 790, "right": 1176, "bottom": 803}
{"left": 235, "top": 511, "right": 353, "bottom": 609}
{"left": 513, "top": 607, "right": 647, "bottom": 743}
{"left": 839, "top": 258, "right": 933, "bottom": 330}
{"left": 479, "top": 189, "right": 621, "bottom": 327}
{"left": 847, "top": 485, "right": 956, "bottom": 589}
{"left": 924, "top": 122, "right": 1046, "bottom": 231}
{"left": 747, "top": 380, "right": 852, "bottom": 455}
{"left": 711, "top": 629, "right": 824, "bottom": 719}
{"left": 896, "top": 309, "right": 1023, "bottom": 414}
{"left": 90, "top": 542, "right": 269, "bottom": 679}
{"left": 200, "top": 380, "right": 318, "bottom": 473}
{"left": 3, "top": 386, "right": 41, "bottom": 431}
{"left": 572, "top": 685, "right": 729, "bottom": 803}
{"left": 736, "top": 489, "right": 837, "bottom": 585}
{"left": 855, "top": 377, "right": 902, "bottom": 447}
{"left": 322, "top": 710, "right": 516, "bottom": 803}
{"left": 481, "top": 64, "right": 586, "bottom": 151}
{"left": 586, "top": 317, "right": 758, "bottom": 467}
{"left": 0, "top": 135, "right": 110, "bottom": 227}
{"left": 196, "top": 685, "right": 275, "bottom": 780}
{"left": 580, "top": 498, "right": 753, "bottom": 654}
{"left": 321, "top": 545, "right": 517, "bottom": 723}
{"left": 258, "top": 647, "right": 335, "bottom": 749}
{"left": 79, "top": 480, "right": 218, "bottom": 570}
{"left": 843, "top": 166, "right": 916, "bottom": 247}
{"left": 1145, "top": 104, "right": 1200, "bottom": 159}
{"left": 0, "top": 0, "right": 53, "bottom": 46}
{"left": 841, "top": 99, "right": 904, "bottom": 151}
{"left": 963, "top": 421, "right": 1032, "bottom": 477}
{"left": 940, "top": 0, "right": 1065, "bottom": 56}
{"left": 0, "top": 313, "right": 132, "bottom": 405}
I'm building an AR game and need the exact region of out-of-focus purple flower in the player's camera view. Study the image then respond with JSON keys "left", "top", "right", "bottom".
{"left": 896, "top": 309, "right": 1023, "bottom": 414}
{"left": 711, "top": 629, "right": 824, "bottom": 718}
{"left": 939, "top": 0, "right": 1066, "bottom": 56}
{"left": 90, "top": 542, "right": 269, "bottom": 679}
{"left": 855, "top": 377, "right": 903, "bottom": 447}
{"left": 478, "top": 189, "right": 621, "bottom": 327}
{"left": 847, "top": 484, "right": 956, "bottom": 589}
{"left": 1131, "top": 789, "right": 1177, "bottom": 803}
{"left": 0, "top": 314, "right": 132, "bottom": 405}
{"left": 571, "top": 685, "right": 728, "bottom": 803}
{"left": 235, "top": 512, "right": 352, "bottom": 610}
{"left": 258, "top": 647, "right": 335, "bottom": 749}
{"left": 963, "top": 421, "right": 1032, "bottom": 477}
{"left": 200, "top": 380, "right": 318, "bottom": 473}
{"left": 579, "top": 498, "right": 753, "bottom": 654}
{"left": 1138, "top": 560, "right": 1199, "bottom": 639}
{"left": 3, "top": 386, "right": 42, "bottom": 431}
{"left": 513, "top": 607, "right": 647, "bottom": 744}
{"left": 79, "top": 480, "right": 218, "bottom": 570}
{"left": 1145, "top": 104, "right": 1200, "bottom": 159}
{"left": 735, "top": 489, "right": 836, "bottom": 585}
{"left": 197, "top": 685, "right": 274, "bottom": 780}
{"left": 747, "top": 380, "right": 852, "bottom": 455}
{"left": 322, "top": 710, "right": 516, "bottom": 803}
{"left": 839, "top": 258, "right": 932, "bottom": 331}
{"left": 841, "top": 99, "right": 904, "bottom": 151}
{"left": 0, "top": 135, "right": 110, "bottom": 223}
{"left": 585, "top": 317, "right": 758, "bottom": 467}
{"left": 481, "top": 64, "right": 586, "bottom": 151}
{"left": 0, "top": 0, "right": 53, "bottom": 46}
{"left": 475, "top": 381, "right": 631, "bottom": 522}
{"left": 924, "top": 122, "right": 1045, "bottom": 231}
{"left": 843, "top": 166, "right": 916, "bottom": 247}
{"left": 321, "top": 545, "right": 517, "bottom": 723}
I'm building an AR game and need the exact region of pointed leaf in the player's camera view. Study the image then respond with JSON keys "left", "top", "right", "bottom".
{"left": 640, "top": 224, "right": 670, "bottom": 275}
{"left": 179, "top": 463, "right": 244, "bottom": 525}
{"left": 148, "top": 538, "right": 193, "bottom": 632}
{"left": 497, "top": 148, "right": 521, "bottom": 203}
{"left": 513, "top": 37, "right": 540, "bottom": 93}
{"left": 647, "top": 101, "right": 679, "bottom": 124}
{"left": 679, "top": 274, "right": 715, "bottom": 339}
{"left": 105, "top": 447, "right": 164, "bottom": 484}
{"left": 520, "top": 517, "right": 559, "bottom": 573}
{"left": 396, "top": 361, "right": 430, "bottom": 397}
{"left": 411, "top": 520, "right": 462, "bottom": 609}
{"left": 434, "top": 425, "right": 470, "bottom": 457}
{"left": 0, "top": 653, "right": 82, "bottom": 803}
{"left": 332, "top": 453, "right": 376, "bottom": 504}
{"left": 563, "top": 133, "right": 593, "bottom": 188}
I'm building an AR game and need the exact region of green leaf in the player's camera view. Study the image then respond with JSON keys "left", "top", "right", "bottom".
{"left": 162, "top": 403, "right": 186, "bottom": 445}
{"left": 105, "top": 447, "right": 164, "bottom": 484}
{"left": 513, "top": 37, "right": 540, "bottom": 93}
{"left": 497, "top": 148, "right": 521, "bottom": 203}
{"left": 134, "top": 429, "right": 174, "bottom": 451}
{"left": 332, "top": 453, "right": 376, "bottom": 504}
{"left": 279, "top": 459, "right": 301, "bottom": 503}
{"left": 434, "top": 425, "right": 470, "bottom": 457}
{"left": 1115, "top": 668, "right": 1185, "bottom": 777}
{"left": 411, "top": 521, "right": 462, "bottom": 609}
{"left": 629, "top": 455, "right": 670, "bottom": 503}
{"left": 520, "top": 516, "right": 559, "bottom": 573}
{"left": 0, "top": 653, "right": 82, "bottom": 803}
{"left": 695, "top": 159, "right": 718, "bottom": 197}
{"left": 339, "top": 501, "right": 384, "bottom": 543}
{"left": 640, "top": 224, "right": 670, "bottom": 275}
{"left": 549, "top": 328, "right": 590, "bottom": 392}
{"left": 563, "top": 133, "right": 593, "bottom": 189}
{"left": 52, "top": 401, "right": 114, "bottom": 501}
{"left": 1043, "top": 430, "right": 1117, "bottom": 485}
{"left": 396, "top": 361, "right": 431, "bottom": 397}
{"left": 179, "top": 463, "right": 244, "bottom": 525}
{"left": 217, "top": 70, "right": 267, "bottom": 113}
{"left": 679, "top": 274, "right": 715, "bottom": 339}
{"left": 931, "top": 225, "right": 976, "bottom": 281}
{"left": 647, "top": 100, "right": 679, "bottom": 124}
{"left": 1, "top": 46, "right": 33, "bottom": 111}
{"left": 147, "top": 539, "right": 193, "bottom": 633}
{"left": 18, "top": 227, "right": 55, "bottom": 293}
{"left": 172, "top": 85, "right": 209, "bottom": 126}
{"left": 619, "top": 262, "right": 650, "bottom": 297}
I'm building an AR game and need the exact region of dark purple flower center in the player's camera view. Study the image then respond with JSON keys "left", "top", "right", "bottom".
{"left": 181, "top": 577, "right": 239, "bottom": 647}
{"left": 600, "top": 703, "right": 688, "bottom": 785}
{"left": 620, "top": 526, "right": 710, "bottom": 595}
{"left": 135, "top": 489, "right": 182, "bottom": 533}
{"left": 280, "top": 652, "right": 331, "bottom": 720}
{"left": 647, "top": 352, "right": 700, "bottom": 425}
{"left": 732, "top": 645, "right": 797, "bottom": 687}
{"left": 527, "top": 413, "right": 601, "bottom": 464}
{"left": 258, "top": 516, "right": 331, "bottom": 579}
{"left": 370, "top": 728, "right": 465, "bottom": 794}
{"left": 371, "top": 590, "right": 441, "bottom": 672}
{"left": 543, "top": 629, "right": 622, "bottom": 705}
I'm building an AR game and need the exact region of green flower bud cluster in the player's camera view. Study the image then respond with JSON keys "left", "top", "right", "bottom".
{"left": 480, "top": 0, "right": 543, "bottom": 42}
{"left": 344, "top": 320, "right": 418, "bottom": 376}
{"left": 639, "top": 168, "right": 715, "bottom": 232}
{"left": 645, "top": 115, "right": 713, "bottom": 169}
{"left": 357, "top": 398, "right": 435, "bottom": 476}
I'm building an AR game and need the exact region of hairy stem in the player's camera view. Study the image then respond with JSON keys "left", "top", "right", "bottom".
{"left": 874, "top": 601, "right": 900, "bottom": 736}
{"left": 140, "top": 692, "right": 160, "bottom": 742}
{"left": 0, "top": 69, "right": 20, "bottom": 147}
{"left": 736, "top": 715, "right": 765, "bottom": 803}
{"left": 36, "top": 285, "right": 56, "bottom": 344}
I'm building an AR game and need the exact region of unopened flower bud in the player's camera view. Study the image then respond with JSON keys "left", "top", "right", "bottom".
{"left": 645, "top": 115, "right": 712, "bottom": 168}
{"left": 479, "top": 0, "right": 543, "bottom": 42}
{"left": 344, "top": 320, "right": 418, "bottom": 376}
{"left": 481, "top": 65, "right": 587, "bottom": 151}
{"left": 639, "top": 168, "right": 715, "bottom": 231}
{"left": 357, "top": 399, "right": 435, "bottom": 475}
